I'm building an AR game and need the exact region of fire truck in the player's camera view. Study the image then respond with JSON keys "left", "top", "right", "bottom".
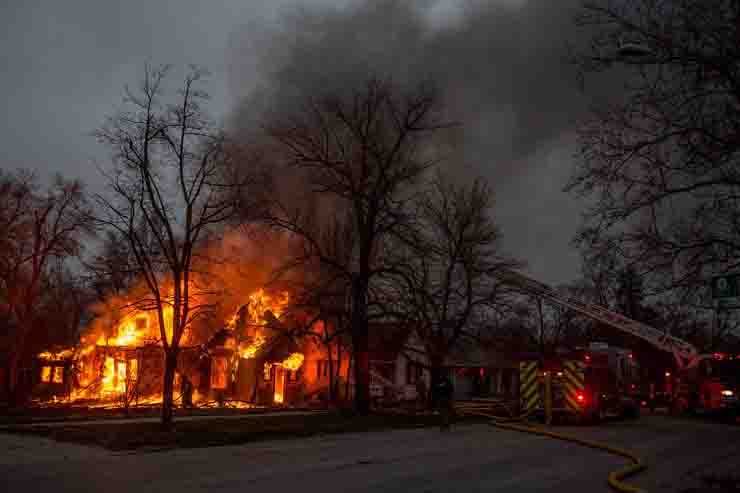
{"left": 679, "top": 352, "right": 740, "bottom": 418}
{"left": 518, "top": 343, "right": 641, "bottom": 423}
{"left": 500, "top": 270, "right": 739, "bottom": 421}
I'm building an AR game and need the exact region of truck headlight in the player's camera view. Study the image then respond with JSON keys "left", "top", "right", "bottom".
{"left": 721, "top": 390, "right": 734, "bottom": 397}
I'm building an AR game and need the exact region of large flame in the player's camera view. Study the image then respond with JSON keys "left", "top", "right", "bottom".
{"left": 280, "top": 353, "right": 305, "bottom": 371}
{"left": 37, "top": 277, "right": 299, "bottom": 408}
{"left": 247, "top": 289, "right": 290, "bottom": 325}
{"left": 239, "top": 335, "right": 266, "bottom": 359}
{"left": 97, "top": 304, "right": 178, "bottom": 347}
{"left": 235, "top": 289, "right": 290, "bottom": 360}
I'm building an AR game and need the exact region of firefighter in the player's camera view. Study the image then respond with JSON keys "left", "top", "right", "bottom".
{"left": 416, "top": 375, "right": 428, "bottom": 411}
{"left": 180, "top": 374, "right": 194, "bottom": 408}
{"left": 433, "top": 372, "right": 455, "bottom": 431}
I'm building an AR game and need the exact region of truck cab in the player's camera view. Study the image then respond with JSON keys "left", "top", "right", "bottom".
{"left": 686, "top": 353, "right": 740, "bottom": 417}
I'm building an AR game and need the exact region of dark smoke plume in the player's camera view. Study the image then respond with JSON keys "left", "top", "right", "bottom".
{"left": 227, "top": 0, "right": 615, "bottom": 284}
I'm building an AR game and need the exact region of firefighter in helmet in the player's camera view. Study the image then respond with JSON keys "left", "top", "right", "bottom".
{"left": 433, "top": 370, "right": 455, "bottom": 431}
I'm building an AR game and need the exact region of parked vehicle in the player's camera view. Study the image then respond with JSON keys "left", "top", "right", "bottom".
{"left": 519, "top": 343, "right": 641, "bottom": 423}
{"left": 500, "top": 269, "right": 738, "bottom": 421}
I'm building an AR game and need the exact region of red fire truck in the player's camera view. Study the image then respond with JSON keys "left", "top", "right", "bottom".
{"left": 501, "top": 269, "right": 738, "bottom": 421}
{"left": 519, "top": 343, "right": 641, "bottom": 423}
{"left": 677, "top": 353, "right": 740, "bottom": 418}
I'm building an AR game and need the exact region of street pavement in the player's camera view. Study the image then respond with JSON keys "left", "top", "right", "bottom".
{"left": 1, "top": 415, "right": 738, "bottom": 493}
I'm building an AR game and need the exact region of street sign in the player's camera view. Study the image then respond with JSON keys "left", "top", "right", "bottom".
{"left": 712, "top": 273, "right": 740, "bottom": 299}
{"left": 712, "top": 273, "right": 740, "bottom": 310}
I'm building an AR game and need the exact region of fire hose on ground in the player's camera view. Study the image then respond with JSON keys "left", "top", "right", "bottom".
{"left": 455, "top": 400, "right": 647, "bottom": 493}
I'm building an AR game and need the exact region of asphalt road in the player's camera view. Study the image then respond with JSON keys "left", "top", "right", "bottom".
{"left": 2, "top": 415, "right": 738, "bottom": 493}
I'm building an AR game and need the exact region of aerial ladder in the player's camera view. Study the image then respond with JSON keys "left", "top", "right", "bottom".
{"left": 497, "top": 269, "right": 704, "bottom": 370}
{"left": 499, "top": 270, "right": 740, "bottom": 419}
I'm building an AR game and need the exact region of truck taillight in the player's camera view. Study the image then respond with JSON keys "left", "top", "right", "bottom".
{"left": 665, "top": 371, "right": 671, "bottom": 377}
{"left": 576, "top": 392, "right": 586, "bottom": 403}
{"left": 721, "top": 390, "right": 734, "bottom": 397}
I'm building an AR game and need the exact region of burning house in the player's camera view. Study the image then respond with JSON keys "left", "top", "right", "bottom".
{"left": 33, "top": 287, "right": 311, "bottom": 408}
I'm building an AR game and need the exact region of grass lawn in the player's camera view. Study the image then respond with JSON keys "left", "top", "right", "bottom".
{"left": 4, "top": 411, "right": 487, "bottom": 451}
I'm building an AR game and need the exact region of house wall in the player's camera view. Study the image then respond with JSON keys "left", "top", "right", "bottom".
{"left": 301, "top": 337, "right": 351, "bottom": 402}
{"left": 393, "top": 353, "right": 431, "bottom": 400}
{"left": 370, "top": 331, "right": 431, "bottom": 401}
{"left": 33, "top": 359, "right": 73, "bottom": 399}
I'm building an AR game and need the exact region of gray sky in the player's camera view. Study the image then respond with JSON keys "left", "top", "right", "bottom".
{"left": 0, "top": 0, "right": 605, "bottom": 287}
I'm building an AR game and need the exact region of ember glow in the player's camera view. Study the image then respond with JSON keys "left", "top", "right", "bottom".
{"left": 38, "top": 349, "right": 74, "bottom": 361}
{"left": 239, "top": 334, "right": 265, "bottom": 359}
{"left": 280, "top": 353, "right": 305, "bottom": 371}
{"left": 265, "top": 352, "right": 305, "bottom": 405}
{"left": 274, "top": 367, "right": 286, "bottom": 404}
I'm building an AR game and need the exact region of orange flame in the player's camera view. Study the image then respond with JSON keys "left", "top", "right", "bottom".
{"left": 239, "top": 334, "right": 266, "bottom": 359}
{"left": 280, "top": 353, "right": 305, "bottom": 371}
{"left": 37, "top": 268, "right": 296, "bottom": 407}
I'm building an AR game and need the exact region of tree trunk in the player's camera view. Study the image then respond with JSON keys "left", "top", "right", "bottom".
{"left": 429, "top": 354, "right": 445, "bottom": 410}
{"left": 7, "top": 328, "right": 28, "bottom": 406}
{"left": 336, "top": 341, "right": 342, "bottom": 402}
{"left": 353, "top": 335, "right": 369, "bottom": 414}
{"left": 351, "top": 276, "right": 370, "bottom": 414}
{"left": 345, "top": 351, "right": 353, "bottom": 403}
{"left": 7, "top": 351, "right": 21, "bottom": 406}
{"left": 327, "top": 341, "right": 335, "bottom": 404}
{"left": 161, "top": 348, "right": 179, "bottom": 429}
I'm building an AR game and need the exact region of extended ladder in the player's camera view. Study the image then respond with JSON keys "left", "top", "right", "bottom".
{"left": 497, "top": 269, "right": 702, "bottom": 369}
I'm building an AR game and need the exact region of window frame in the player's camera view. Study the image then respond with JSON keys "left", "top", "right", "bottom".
{"left": 41, "top": 365, "right": 52, "bottom": 383}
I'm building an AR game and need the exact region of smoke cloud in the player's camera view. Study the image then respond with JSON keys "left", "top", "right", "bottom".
{"left": 226, "top": 0, "right": 614, "bottom": 285}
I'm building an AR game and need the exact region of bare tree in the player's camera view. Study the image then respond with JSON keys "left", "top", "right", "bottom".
{"left": 490, "top": 294, "right": 578, "bottom": 357}
{"left": 95, "top": 65, "right": 248, "bottom": 428}
{"left": 84, "top": 230, "right": 139, "bottom": 302}
{"left": 389, "top": 174, "right": 520, "bottom": 390}
{"left": 265, "top": 78, "right": 450, "bottom": 414}
{"left": 0, "top": 170, "right": 92, "bottom": 404}
{"left": 569, "top": 0, "right": 740, "bottom": 301}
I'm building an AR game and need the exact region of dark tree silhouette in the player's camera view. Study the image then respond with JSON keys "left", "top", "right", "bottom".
{"left": 266, "top": 78, "right": 450, "bottom": 414}
{"left": 0, "top": 170, "right": 92, "bottom": 403}
{"left": 570, "top": 0, "right": 740, "bottom": 297}
{"left": 95, "top": 65, "right": 252, "bottom": 428}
